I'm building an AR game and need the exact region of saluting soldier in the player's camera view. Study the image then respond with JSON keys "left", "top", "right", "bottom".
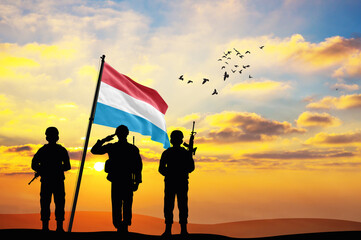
{"left": 91, "top": 125, "right": 142, "bottom": 234}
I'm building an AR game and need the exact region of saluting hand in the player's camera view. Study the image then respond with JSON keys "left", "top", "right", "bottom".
{"left": 102, "top": 134, "right": 115, "bottom": 142}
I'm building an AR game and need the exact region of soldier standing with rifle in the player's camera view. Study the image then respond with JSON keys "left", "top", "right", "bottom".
{"left": 159, "top": 122, "right": 196, "bottom": 237}
{"left": 31, "top": 127, "right": 71, "bottom": 232}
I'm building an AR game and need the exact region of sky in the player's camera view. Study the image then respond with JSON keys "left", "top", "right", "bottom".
{"left": 1, "top": 0, "right": 361, "bottom": 227}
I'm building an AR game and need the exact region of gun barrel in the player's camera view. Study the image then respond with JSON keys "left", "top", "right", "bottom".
{"left": 192, "top": 121, "right": 195, "bottom": 133}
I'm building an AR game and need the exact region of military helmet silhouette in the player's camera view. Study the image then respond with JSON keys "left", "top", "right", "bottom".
{"left": 115, "top": 125, "right": 129, "bottom": 138}
{"left": 170, "top": 130, "right": 184, "bottom": 140}
{"left": 170, "top": 130, "right": 184, "bottom": 146}
{"left": 45, "top": 127, "right": 59, "bottom": 136}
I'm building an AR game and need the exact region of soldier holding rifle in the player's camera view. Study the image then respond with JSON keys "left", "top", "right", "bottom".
{"left": 159, "top": 122, "right": 196, "bottom": 236}
{"left": 31, "top": 127, "right": 71, "bottom": 232}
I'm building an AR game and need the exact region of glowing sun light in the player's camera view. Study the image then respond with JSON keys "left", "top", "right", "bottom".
{"left": 94, "top": 162, "right": 105, "bottom": 172}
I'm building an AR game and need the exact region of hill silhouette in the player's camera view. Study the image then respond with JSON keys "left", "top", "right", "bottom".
{"left": 2, "top": 212, "right": 361, "bottom": 238}
{"left": 1, "top": 229, "right": 361, "bottom": 240}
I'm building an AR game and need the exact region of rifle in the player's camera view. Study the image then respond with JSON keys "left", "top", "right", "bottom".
{"left": 28, "top": 172, "right": 40, "bottom": 185}
{"left": 183, "top": 121, "right": 197, "bottom": 155}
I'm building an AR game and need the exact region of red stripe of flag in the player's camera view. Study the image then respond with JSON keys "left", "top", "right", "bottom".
{"left": 101, "top": 62, "right": 168, "bottom": 115}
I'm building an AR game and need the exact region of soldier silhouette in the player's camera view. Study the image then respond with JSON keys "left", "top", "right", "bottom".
{"left": 159, "top": 130, "right": 195, "bottom": 236}
{"left": 91, "top": 125, "right": 142, "bottom": 233}
{"left": 31, "top": 127, "right": 71, "bottom": 232}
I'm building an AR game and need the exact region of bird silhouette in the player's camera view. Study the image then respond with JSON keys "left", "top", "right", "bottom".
{"left": 221, "top": 66, "right": 226, "bottom": 69}
{"left": 231, "top": 69, "right": 236, "bottom": 73}
{"left": 218, "top": 58, "right": 222, "bottom": 61}
{"left": 212, "top": 89, "right": 218, "bottom": 95}
{"left": 202, "top": 78, "right": 210, "bottom": 84}
{"left": 225, "top": 62, "right": 229, "bottom": 64}
{"left": 249, "top": 75, "right": 252, "bottom": 78}
{"left": 239, "top": 55, "right": 244, "bottom": 58}
{"left": 245, "top": 51, "right": 251, "bottom": 54}
{"left": 239, "top": 70, "right": 243, "bottom": 74}
{"left": 260, "top": 46, "right": 264, "bottom": 49}
{"left": 234, "top": 65, "right": 239, "bottom": 68}
{"left": 243, "top": 65, "right": 247, "bottom": 69}
{"left": 227, "top": 57, "right": 231, "bottom": 60}
{"left": 187, "top": 80, "right": 193, "bottom": 84}
{"left": 224, "top": 72, "right": 229, "bottom": 81}
{"left": 179, "top": 75, "right": 184, "bottom": 81}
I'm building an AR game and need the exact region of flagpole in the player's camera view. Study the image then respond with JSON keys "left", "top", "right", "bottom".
{"left": 68, "top": 55, "right": 106, "bottom": 232}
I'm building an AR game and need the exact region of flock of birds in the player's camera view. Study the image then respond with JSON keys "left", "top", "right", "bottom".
{"left": 178, "top": 45, "right": 264, "bottom": 95}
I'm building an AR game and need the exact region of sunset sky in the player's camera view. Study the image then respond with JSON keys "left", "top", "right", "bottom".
{"left": 1, "top": 0, "right": 361, "bottom": 228}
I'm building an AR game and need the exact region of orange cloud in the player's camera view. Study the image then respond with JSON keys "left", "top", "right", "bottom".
{"left": 296, "top": 111, "right": 341, "bottom": 127}
{"left": 202, "top": 111, "right": 306, "bottom": 143}
{"left": 332, "top": 51, "right": 361, "bottom": 78}
{"left": 305, "top": 130, "right": 361, "bottom": 146}
{"left": 244, "top": 149, "right": 355, "bottom": 160}
{"left": 306, "top": 94, "right": 361, "bottom": 109}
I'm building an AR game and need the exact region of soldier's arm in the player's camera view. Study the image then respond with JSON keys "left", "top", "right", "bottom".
{"left": 31, "top": 148, "right": 42, "bottom": 173}
{"left": 188, "top": 151, "right": 195, "bottom": 173}
{"left": 91, "top": 139, "right": 109, "bottom": 155}
{"left": 134, "top": 147, "right": 143, "bottom": 183}
{"left": 62, "top": 148, "right": 71, "bottom": 172}
{"left": 158, "top": 151, "right": 167, "bottom": 176}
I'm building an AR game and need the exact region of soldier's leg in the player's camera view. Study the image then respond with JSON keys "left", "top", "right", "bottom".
{"left": 54, "top": 181, "right": 65, "bottom": 231}
{"left": 122, "top": 190, "right": 133, "bottom": 232}
{"left": 177, "top": 182, "right": 189, "bottom": 225}
{"left": 164, "top": 181, "right": 176, "bottom": 225}
{"left": 111, "top": 182, "right": 123, "bottom": 230}
{"left": 40, "top": 181, "right": 52, "bottom": 228}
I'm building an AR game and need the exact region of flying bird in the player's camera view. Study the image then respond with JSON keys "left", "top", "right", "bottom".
{"left": 249, "top": 75, "right": 253, "bottom": 78}
{"left": 221, "top": 66, "right": 226, "bottom": 69}
{"left": 218, "top": 58, "right": 222, "bottom": 61}
{"left": 239, "top": 70, "right": 243, "bottom": 74}
{"left": 245, "top": 51, "right": 251, "bottom": 54}
{"left": 224, "top": 71, "right": 229, "bottom": 81}
{"left": 179, "top": 75, "right": 184, "bottom": 81}
{"left": 225, "top": 62, "right": 229, "bottom": 64}
{"left": 234, "top": 65, "right": 239, "bottom": 68}
{"left": 231, "top": 69, "right": 236, "bottom": 73}
{"left": 212, "top": 89, "right": 218, "bottom": 95}
{"left": 239, "top": 55, "right": 244, "bottom": 58}
{"left": 187, "top": 80, "right": 193, "bottom": 84}
{"left": 260, "top": 46, "right": 264, "bottom": 49}
{"left": 227, "top": 57, "right": 231, "bottom": 60}
{"left": 202, "top": 78, "right": 210, "bottom": 84}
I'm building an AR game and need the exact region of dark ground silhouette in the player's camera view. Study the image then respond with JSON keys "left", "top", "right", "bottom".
{"left": 2, "top": 229, "right": 361, "bottom": 240}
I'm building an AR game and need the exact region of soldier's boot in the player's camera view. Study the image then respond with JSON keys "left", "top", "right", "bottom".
{"left": 180, "top": 223, "right": 188, "bottom": 236}
{"left": 56, "top": 221, "right": 64, "bottom": 232}
{"left": 42, "top": 221, "right": 49, "bottom": 231}
{"left": 162, "top": 223, "right": 172, "bottom": 237}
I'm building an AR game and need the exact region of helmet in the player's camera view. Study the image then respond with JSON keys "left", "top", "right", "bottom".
{"left": 45, "top": 127, "right": 59, "bottom": 136}
{"left": 115, "top": 125, "right": 129, "bottom": 137}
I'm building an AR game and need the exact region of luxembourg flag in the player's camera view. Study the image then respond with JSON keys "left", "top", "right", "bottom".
{"left": 93, "top": 62, "right": 170, "bottom": 149}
